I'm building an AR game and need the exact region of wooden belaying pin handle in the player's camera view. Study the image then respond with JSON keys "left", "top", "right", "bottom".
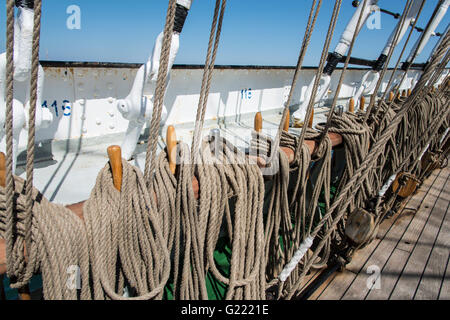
{"left": 0, "top": 152, "right": 31, "bottom": 300}
{"left": 308, "top": 108, "right": 314, "bottom": 128}
{"left": 349, "top": 98, "right": 355, "bottom": 113}
{"left": 407, "top": 88, "right": 412, "bottom": 97}
{"left": 388, "top": 91, "right": 394, "bottom": 102}
{"left": 0, "top": 152, "right": 5, "bottom": 188}
{"left": 166, "top": 125, "right": 177, "bottom": 175}
{"left": 254, "top": 112, "right": 263, "bottom": 132}
{"left": 107, "top": 146, "right": 123, "bottom": 192}
{"left": 283, "top": 109, "right": 290, "bottom": 132}
{"left": 360, "top": 96, "right": 365, "bottom": 111}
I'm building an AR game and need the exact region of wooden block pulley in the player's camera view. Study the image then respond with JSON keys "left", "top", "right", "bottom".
{"left": 392, "top": 172, "right": 419, "bottom": 198}
{"left": 345, "top": 208, "right": 378, "bottom": 246}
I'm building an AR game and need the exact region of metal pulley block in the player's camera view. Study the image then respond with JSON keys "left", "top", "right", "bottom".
{"left": 345, "top": 208, "right": 378, "bottom": 246}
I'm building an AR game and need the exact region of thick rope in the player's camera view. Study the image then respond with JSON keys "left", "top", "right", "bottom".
{"left": 284, "top": 30, "right": 450, "bottom": 299}
{"left": 363, "top": 0, "right": 420, "bottom": 123}
{"left": 271, "top": 0, "right": 323, "bottom": 154}
{"left": 4, "top": 0, "right": 16, "bottom": 282}
{"left": 0, "top": 161, "right": 171, "bottom": 300}
{"left": 190, "top": 0, "right": 226, "bottom": 165}
{"left": 144, "top": 0, "right": 177, "bottom": 183}
{"left": 21, "top": 0, "right": 42, "bottom": 289}
{"left": 152, "top": 137, "right": 266, "bottom": 300}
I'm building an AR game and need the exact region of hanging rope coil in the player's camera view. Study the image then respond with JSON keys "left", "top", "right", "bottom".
{"left": 151, "top": 137, "right": 266, "bottom": 300}
{"left": 84, "top": 161, "right": 171, "bottom": 300}
{"left": 250, "top": 127, "right": 333, "bottom": 298}
{"left": 0, "top": 160, "right": 172, "bottom": 300}
{"left": 0, "top": 176, "right": 90, "bottom": 299}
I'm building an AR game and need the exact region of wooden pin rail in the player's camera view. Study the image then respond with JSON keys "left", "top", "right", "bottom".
{"left": 1, "top": 118, "right": 343, "bottom": 278}
{"left": 4, "top": 119, "right": 342, "bottom": 221}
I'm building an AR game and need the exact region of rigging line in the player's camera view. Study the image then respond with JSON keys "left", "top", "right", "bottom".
{"left": 285, "top": 32, "right": 450, "bottom": 299}
{"left": 22, "top": 0, "right": 42, "bottom": 287}
{"left": 190, "top": 0, "right": 227, "bottom": 165}
{"left": 316, "top": 0, "right": 370, "bottom": 151}
{"left": 272, "top": 0, "right": 323, "bottom": 151}
{"left": 4, "top": 0, "right": 15, "bottom": 281}
{"left": 295, "top": 0, "right": 343, "bottom": 159}
{"left": 372, "top": 0, "right": 427, "bottom": 125}
{"left": 272, "top": 1, "right": 353, "bottom": 293}
{"left": 369, "top": 62, "right": 450, "bottom": 245}
{"left": 270, "top": 0, "right": 343, "bottom": 167}
{"left": 362, "top": 0, "right": 417, "bottom": 123}
{"left": 144, "top": 0, "right": 177, "bottom": 183}
{"left": 357, "top": 85, "right": 450, "bottom": 255}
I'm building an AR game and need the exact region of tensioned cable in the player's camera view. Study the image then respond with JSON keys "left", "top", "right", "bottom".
{"left": 190, "top": 0, "right": 226, "bottom": 165}
{"left": 144, "top": 0, "right": 177, "bottom": 183}
{"left": 316, "top": 0, "right": 370, "bottom": 150}
{"left": 363, "top": 0, "right": 421, "bottom": 123}
{"left": 294, "top": 0, "right": 343, "bottom": 159}
{"left": 285, "top": 31, "right": 450, "bottom": 299}
{"left": 270, "top": 0, "right": 323, "bottom": 152}
{"left": 4, "top": 0, "right": 15, "bottom": 280}
{"left": 372, "top": 0, "right": 434, "bottom": 127}
{"left": 21, "top": 0, "right": 42, "bottom": 288}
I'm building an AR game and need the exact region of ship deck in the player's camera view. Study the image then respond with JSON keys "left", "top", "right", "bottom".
{"left": 1, "top": 108, "right": 448, "bottom": 300}
{"left": 309, "top": 162, "right": 450, "bottom": 300}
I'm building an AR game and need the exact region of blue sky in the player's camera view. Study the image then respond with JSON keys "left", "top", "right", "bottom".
{"left": 0, "top": 0, "right": 448, "bottom": 66}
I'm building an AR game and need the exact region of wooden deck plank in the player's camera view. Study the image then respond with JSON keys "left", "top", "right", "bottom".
{"left": 365, "top": 248, "right": 411, "bottom": 299}
{"left": 389, "top": 173, "right": 449, "bottom": 300}
{"left": 438, "top": 253, "right": 450, "bottom": 300}
{"left": 414, "top": 201, "right": 450, "bottom": 300}
{"left": 316, "top": 223, "right": 393, "bottom": 300}
{"left": 308, "top": 269, "right": 339, "bottom": 300}
{"left": 315, "top": 169, "right": 441, "bottom": 300}
{"left": 340, "top": 171, "right": 448, "bottom": 300}
{"left": 397, "top": 170, "right": 450, "bottom": 253}
{"left": 365, "top": 171, "right": 450, "bottom": 299}
{"left": 340, "top": 215, "right": 415, "bottom": 299}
